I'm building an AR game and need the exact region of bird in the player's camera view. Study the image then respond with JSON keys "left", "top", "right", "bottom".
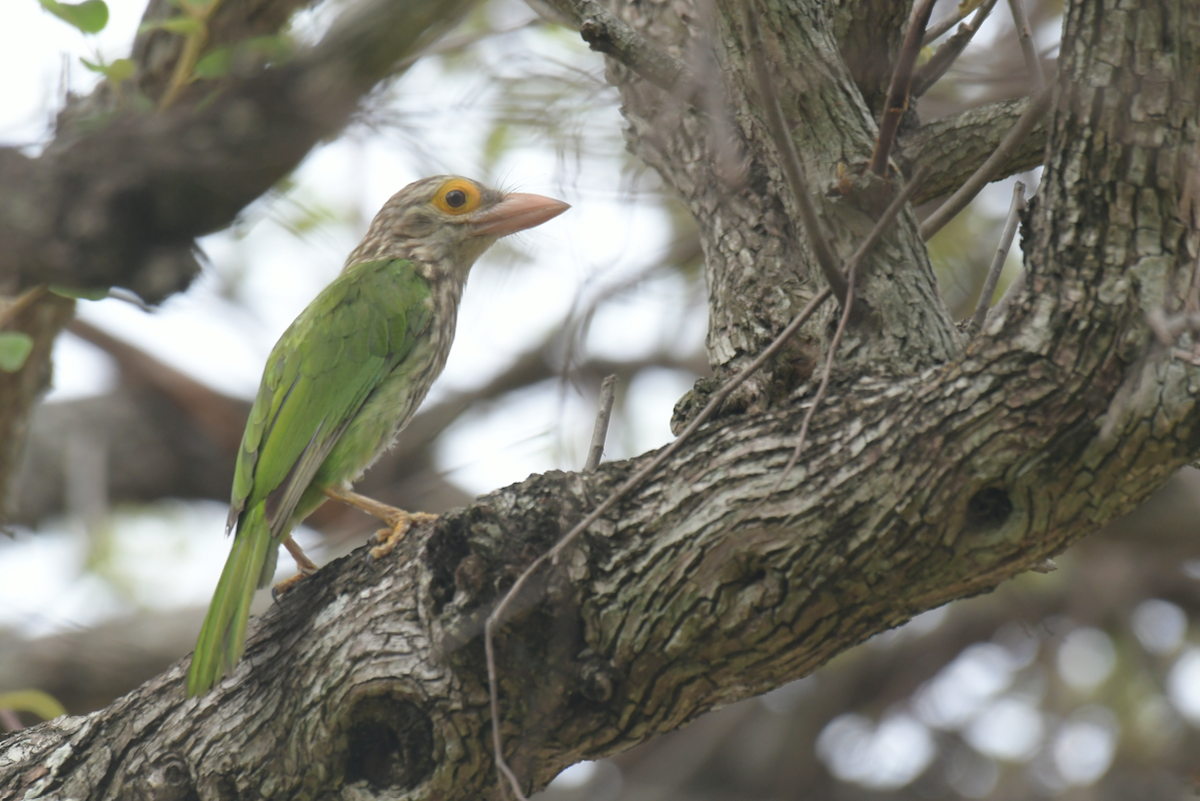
{"left": 186, "top": 176, "right": 569, "bottom": 697}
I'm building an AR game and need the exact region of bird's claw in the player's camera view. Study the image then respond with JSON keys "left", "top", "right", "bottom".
{"left": 368, "top": 511, "right": 438, "bottom": 561}
{"left": 272, "top": 573, "right": 306, "bottom": 601}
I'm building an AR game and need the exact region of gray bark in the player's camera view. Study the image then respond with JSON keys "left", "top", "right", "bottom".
{"left": 2, "top": 0, "right": 1199, "bottom": 799}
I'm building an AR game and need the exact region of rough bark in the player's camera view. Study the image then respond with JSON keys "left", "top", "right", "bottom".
{"left": 2, "top": 0, "right": 1198, "bottom": 799}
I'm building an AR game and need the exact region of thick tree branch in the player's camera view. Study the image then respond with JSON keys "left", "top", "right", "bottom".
{"left": 0, "top": 0, "right": 481, "bottom": 300}
{"left": 3, "top": 311, "right": 1197, "bottom": 797}
{"left": 539, "top": 0, "right": 698, "bottom": 103}
{"left": 895, "top": 97, "right": 1048, "bottom": 205}
{"left": 919, "top": 86, "right": 1053, "bottom": 239}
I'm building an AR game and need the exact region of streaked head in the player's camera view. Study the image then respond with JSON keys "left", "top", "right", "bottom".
{"left": 346, "top": 176, "right": 569, "bottom": 274}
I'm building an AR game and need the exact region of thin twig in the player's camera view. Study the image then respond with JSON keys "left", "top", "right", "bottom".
{"left": 715, "top": 166, "right": 929, "bottom": 535}
{"left": 967, "top": 180, "right": 1026, "bottom": 335}
{"left": 912, "top": 0, "right": 1000, "bottom": 99}
{"left": 584, "top": 375, "right": 618, "bottom": 471}
{"left": 1005, "top": 0, "right": 1045, "bottom": 92}
{"left": 923, "top": 0, "right": 984, "bottom": 44}
{"left": 743, "top": 0, "right": 847, "bottom": 304}
{"left": 984, "top": 266, "right": 1026, "bottom": 328}
{"left": 0, "top": 286, "right": 49, "bottom": 331}
{"left": 868, "top": 0, "right": 937, "bottom": 177}
{"left": 485, "top": 288, "right": 833, "bottom": 800}
{"left": 920, "top": 85, "right": 1053, "bottom": 241}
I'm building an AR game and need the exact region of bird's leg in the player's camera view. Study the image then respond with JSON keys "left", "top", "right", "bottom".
{"left": 272, "top": 536, "right": 320, "bottom": 598}
{"left": 323, "top": 486, "right": 437, "bottom": 560}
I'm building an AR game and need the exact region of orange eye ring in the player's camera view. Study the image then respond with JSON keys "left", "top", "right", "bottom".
{"left": 432, "top": 179, "right": 482, "bottom": 215}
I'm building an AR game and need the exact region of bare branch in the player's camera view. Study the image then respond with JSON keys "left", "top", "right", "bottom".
{"left": 538, "top": 0, "right": 697, "bottom": 102}
{"left": 922, "top": 0, "right": 982, "bottom": 44}
{"left": 0, "top": 0, "right": 483, "bottom": 298}
{"left": 966, "top": 180, "right": 1026, "bottom": 335}
{"left": 743, "top": 0, "right": 847, "bottom": 303}
{"left": 911, "top": 0, "right": 1000, "bottom": 98}
{"left": 896, "top": 97, "right": 1047, "bottom": 205}
{"left": 867, "top": 0, "right": 937, "bottom": 177}
{"left": 1006, "top": 0, "right": 1046, "bottom": 92}
{"left": 919, "top": 85, "right": 1052, "bottom": 240}
{"left": 584, "top": 375, "right": 618, "bottom": 471}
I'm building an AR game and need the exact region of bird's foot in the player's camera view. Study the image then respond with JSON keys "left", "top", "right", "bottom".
{"left": 370, "top": 511, "right": 438, "bottom": 561}
{"left": 271, "top": 573, "right": 306, "bottom": 600}
{"left": 271, "top": 536, "right": 320, "bottom": 601}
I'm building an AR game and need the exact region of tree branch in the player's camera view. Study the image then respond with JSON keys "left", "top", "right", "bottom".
{"left": 0, "top": 0, "right": 483, "bottom": 299}
{"left": 867, "top": 0, "right": 936, "bottom": 176}
{"left": 919, "top": 85, "right": 1052, "bottom": 239}
{"left": 895, "top": 97, "right": 1048, "bottom": 205}
{"left": 537, "top": 0, "right": 698, "bottom": 102}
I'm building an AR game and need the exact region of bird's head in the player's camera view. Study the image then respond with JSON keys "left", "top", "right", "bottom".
{"left": 346, "top": 176, "right": 569, "bottom": 277}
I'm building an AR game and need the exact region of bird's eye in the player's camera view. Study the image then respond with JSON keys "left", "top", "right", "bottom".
{"left": 433, "top": 179, "right": 482, "bottom": 215}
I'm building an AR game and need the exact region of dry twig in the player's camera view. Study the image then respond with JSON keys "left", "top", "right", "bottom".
{"left": 966, "top": 180, "right": 1026, "bottom": 335}
{"left": 1005, "top": 0, "right": 1046, "bottom": 92}
{"left": 923, "top": 0, "right": 983, "bottom": 44}
{"left": 868, "top": 0, "right": 938, "bottom": 176}
{"left": 584, "top": 375, "right": 618, "bottom": 471}
{"left": 912, "top": 0, "right": 1000, "bottom": 98}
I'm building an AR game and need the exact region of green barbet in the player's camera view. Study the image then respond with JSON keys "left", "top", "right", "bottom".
{"left": 187, "top": 176, "right": 568, "bottom": 696}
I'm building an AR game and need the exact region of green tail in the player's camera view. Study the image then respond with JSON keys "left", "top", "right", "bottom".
{"left": 187, "top": 504, "right": 278, "bottom": 696}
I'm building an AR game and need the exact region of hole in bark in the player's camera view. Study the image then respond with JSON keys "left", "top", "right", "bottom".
{"left": 133, "top": 752, "right": 198, "bottom": 801}
{"left": 966, "top": 487, "right": 1013, "bottom": 529}
{"left": 343, "top": 694, "right": 434, "bottom": 791}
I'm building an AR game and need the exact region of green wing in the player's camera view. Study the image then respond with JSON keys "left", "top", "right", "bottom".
{"left": 230, "top": 258, "right": 431, "bottom": 541}
{"left": 188, "top": 259, "right": 431, "bottom": 696}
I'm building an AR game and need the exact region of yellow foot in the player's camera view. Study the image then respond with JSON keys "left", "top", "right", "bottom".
{"left": 321, "top": 486, "right": 438, "bottom": 561}
{"left": 272, "top": 536, "right": 319, "bottom": 601}
{"left": 370, "top": 511, "right": 438, "bottom": 561}
{"left": 272, "top": 572, "right": 306, "bottom": 600}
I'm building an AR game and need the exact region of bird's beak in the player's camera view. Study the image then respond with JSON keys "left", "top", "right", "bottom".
{"left": 470, "top": 193, "right": 570, "bottom": 237}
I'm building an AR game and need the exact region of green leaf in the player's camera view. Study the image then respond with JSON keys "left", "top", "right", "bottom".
{"left": 48, "top": 284, "right": 110, "bottom": 300}
{"left": 242, "top": 34, "right": 294, "bottom": 62}
{"left": 193, "top": 46, "right": 231, "bottom": 78}
{"left": 105, "top": 58, "right": 134, "bottom": 83}
{"left": 0, "top": 690, "right": 68, "bottom": 721}
{"left": 79, "top": 57, "right": 134, "bottom": 84}
{"left": 0, "top": 333, "right": 34, "bottom": 372}
{"left": 137, "top": 17, "right": 203, "bottom": 36}
{"left": 39, "top": 0, "right": 108, "bottom": 33}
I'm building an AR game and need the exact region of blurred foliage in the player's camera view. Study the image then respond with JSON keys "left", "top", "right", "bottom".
{"left": 0, "top": 689, "right": 67, "bottom": 724}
